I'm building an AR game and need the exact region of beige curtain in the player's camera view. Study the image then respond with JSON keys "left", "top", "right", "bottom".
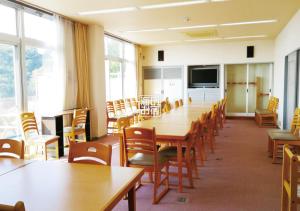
{"left": 135, "top": 45, "right": 143, "bottom": 97}
{"left": 74, "top": 22, "right": 90, "bottom": 108}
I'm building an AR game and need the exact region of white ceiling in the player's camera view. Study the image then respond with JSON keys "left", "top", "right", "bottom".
{"left": 21, "top": 0, "right": 300, "bottom": 45}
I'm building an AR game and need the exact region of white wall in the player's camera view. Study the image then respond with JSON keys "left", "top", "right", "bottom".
{"left": 87, "top": 24, "right": 107, "bottom": 138}
{"left": 274, "top": 9, "right": 300, "bottom": 127}
{"left": 142, "top": 40, "right": 274, "bottom": 102}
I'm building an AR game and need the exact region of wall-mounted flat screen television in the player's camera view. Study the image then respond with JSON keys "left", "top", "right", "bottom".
{"left": 188, "top": 65, "right": 219, "bottom": 88}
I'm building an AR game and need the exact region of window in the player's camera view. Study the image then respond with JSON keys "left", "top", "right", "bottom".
{"left": 104, "top": 36, "right": 136, "bottom": 100}
{"left": 0, "top": 3, "right": 60, "bottom": 138}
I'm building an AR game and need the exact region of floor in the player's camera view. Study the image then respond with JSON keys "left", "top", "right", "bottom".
{"left": 102, "top": 119, "right": 282, "bottom": 211}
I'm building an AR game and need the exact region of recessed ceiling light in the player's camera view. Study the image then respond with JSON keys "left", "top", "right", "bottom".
{"left": 224, "top": 35, "right": 268, "bottom": 40}
{"left": 168, "top": 24, "right": 217, "bottom": 30}
{"left": 220, "top": 19, "right": 277, "bottom": 26}
{"left": 124, "top": 28, "right": 166, "bottom": 33}
{"left": 185, "top": 38, "right": 222, "bottom": 42}
{"left": 79, "top": 7, "right": 137, "bottom": 15}
{"left": 140, "top": 0, "right": 209, "bottom": 10}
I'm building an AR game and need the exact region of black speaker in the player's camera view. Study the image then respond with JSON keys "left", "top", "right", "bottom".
{"left": 247, "top": 46, "right": 254, "bottom": 58}
{"left": 158, "top": 50, "right": 164, "bottom": 61}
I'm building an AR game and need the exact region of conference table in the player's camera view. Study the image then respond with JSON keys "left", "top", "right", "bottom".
{"left": 119, "top": 102, "right": 212, "bottom": 192}
{"left": 0, "top": 158, "right": 32, "bottom": 176}
{"left": 0, "top": 160, "right": 144, "bottom": 211}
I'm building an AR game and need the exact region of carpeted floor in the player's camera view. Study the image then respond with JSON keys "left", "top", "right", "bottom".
{"left": 105, "top": 119, "right": 282, "bottom": 211}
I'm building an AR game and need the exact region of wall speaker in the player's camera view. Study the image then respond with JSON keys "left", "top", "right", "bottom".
{"left": 158, "top": 50, "right": 164, "bottom": 61}
{"left": 247, "top": 46, "right": 254, "bottom": 58}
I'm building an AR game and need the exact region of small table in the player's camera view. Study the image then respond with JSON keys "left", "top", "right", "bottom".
{"left": 0, "top": 161, "right": 144, "bottom": 211}
{"left": 0, "top": 158, "right": 31, "bottom": 176}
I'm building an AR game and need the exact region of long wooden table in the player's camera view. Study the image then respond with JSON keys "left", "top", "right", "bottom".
{"left": 0, "top": 161, "right": 144, "bottom": 211}
{"left": 120, "top": 103, "right": 212, "bottom": 192}
{"left": 0, "top": 158, "right": 31, "bottom": 176}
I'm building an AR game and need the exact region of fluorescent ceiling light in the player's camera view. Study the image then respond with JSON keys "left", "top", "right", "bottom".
{"left": 168, "top": 24, "right": 217, "bottom": 30}
{"left": 140, "top": 0, "right": 209, "bottom": 10}
{"left": 224, "top": 35, "right": 267, "bottom": 40}
{"left": 220, "top": 19, "right": 277, "bottom": 26}
{"left": 185, "top": 38, "right": 222, "bottom": 42}
{"left": 124, "top": 28, "right": 165, "bottom": 33}
{"left": 147, "top": 40, "right": 180, "bottom": 44}
{"left": 79, "top": 7, "right": 137, "bottom": 15}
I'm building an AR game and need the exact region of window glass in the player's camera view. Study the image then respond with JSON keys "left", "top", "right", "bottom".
{"left": 0, "top": 44, "right": 19, "bottom": 138}
{"left": 25, "top": 47, "right": 56, "bottom": 118}
{"left": 105, "top": 36, "right": 122, "bottom": 58}
{"left": 0, "top": 4, "right": 16, "bottom": 35}
{"left": 107, "top": 60, "right": 123, "bottom": 100}
{"left": 124, "top": 62, "right": 136, "bottom": 98}
{"left": 24, "top": 12, "right": 56, "bottom": 45}
{"left": 124, "top": 43, "right": 135, "bottom": 62}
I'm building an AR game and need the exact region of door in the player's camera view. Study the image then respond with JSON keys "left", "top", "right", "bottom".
{"left": 162, "top": 67, "right": 183, "bottom": 102}
{"left": 225, "top": 64, "right": 247, "bottom": 114}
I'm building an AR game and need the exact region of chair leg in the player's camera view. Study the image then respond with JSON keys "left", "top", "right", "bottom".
{"left": 44, "top": 143, "right": 48, "bottom": 160}
{"left": 56, "top": 141, "right": 59, "bottom": 159}
{"left": 272, "top": 141, "right": 278, "bottom": 164}
{"left": 192, "top": 151, "right": 199, "bottom": 179}
{"left": 185, "top": 152, "right": 194, "bottom": 188}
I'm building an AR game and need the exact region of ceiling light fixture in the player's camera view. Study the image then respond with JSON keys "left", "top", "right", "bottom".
{"left": 140, "top": 0, "right": 209, "bottom": 10}
{"left": 168, "top": 24, "right": 217, "bottom": 30}
{"left": 124, "top": 28, "right": 166, "bottom": 33}
{"left": 147, "top": 40, "right": 181, "bottom": 45}
{"left": 185, "top": 38, "right": 222, "bottom": 42}
{"left": 224, "top": 35, "right": 268, "bottom": 40}
{"left": 220, "top": 19, "right": 277, "bottom": 26}
{"left": 79, "top": 7, "right": 137, "bottom": 15}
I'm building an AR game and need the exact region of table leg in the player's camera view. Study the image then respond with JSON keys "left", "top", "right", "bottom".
{"left": 119, "top": 136, "right": 124, "bottom": 166}
{"left": 177, "top": 142, "right": 183, "bottom": 193}
{"left": 128, "top": 185, "right": 136, "bottom": 211}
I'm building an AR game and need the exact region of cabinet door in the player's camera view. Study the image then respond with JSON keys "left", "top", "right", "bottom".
{"left": 248, "top": 63, "right": 272, "bottom": 113}
{"left": 226, "top": 64, "right": 247, "bottom": 113}
{"left": 143, "top": 68, "right": 162, "bottom": 97}
{"left": 162, "top": 67, "right": 183, "bottom": 102}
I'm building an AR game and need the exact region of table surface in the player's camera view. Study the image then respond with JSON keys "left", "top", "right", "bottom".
{"left": 0, "top": 158, "right": 31, "bottom": 176}
{"left": 0, "top": 161, "right": 144, "bottom": 211}
{"left": 132, "top": 103, "right": 212, "bottom": 140}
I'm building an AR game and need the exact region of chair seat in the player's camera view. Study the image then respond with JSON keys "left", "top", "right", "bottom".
{"left": 128, "top": 152, "right": 169, "bottom": 166}
{"left": 158, "top": 146, "right": 194, "bottom": 158}
{"left": 255, "top": 109, "right": 273, "bottom": 115}
{"left": 63, "top": 126, "right": 83, "bottom": 133}
{"left": 267, "top": 129, "right": 290, "bottom": 136}
{"left": 269, "top": 132, "right": 299, "bottom": 141}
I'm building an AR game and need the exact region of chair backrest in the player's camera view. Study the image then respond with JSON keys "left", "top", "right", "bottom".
{"left": 188, "top": 97, "right": 192, "bottom": 104}
{"left": 282, "top": 145, "right": 300, "bottom": 211}
{"left": 68, "top": 142, "right": 112, "bottom": 165}
{"left": 267, "top": 96, "right": 279, "bottom": 113}
{"left": 106, "top": 101, "right": 116, "bottom": 118}
{"left": 290, "top": 108, "right": 300, "bottom": 133}
{"left": 119, "top": 99, "right": 126, "bottom": 113}
{"left": 114, "top": 100, "right": 122, "bottom": 115}
{"left": 175, "top": 100, "right": 180, "bottom": 108}
{"left": 125, "top": 98, "right": 133, "bottom": 113}
{"left": 72, "top": 109, "right": 87, "bottom": 129}
{"left": 0, "top": 139, "right": 24, "bottom": 159}
{"left": 123, "top": 127, "right": 157, "bottom": 166}
{"left": 117, "top": 117, "right": 131, "bottom": 131}
{"left": 0, "top": 201, "right": 25, "bottom": 211}
{"left": 20, "top": 112, "right": 39, "bottom": 139}
{"left": 161, "top": 101, "right": 166, "bottom": 114}
{"left": 131, "top": 98, "right": 138, "bottom": 111}
{"left": 179, "top": 99, "right": 183, "bottom": 106}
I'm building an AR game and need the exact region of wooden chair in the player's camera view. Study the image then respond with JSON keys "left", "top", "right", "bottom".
{"left": 281, "top": 145, "right": 300, "bottom": 211}
{"left": 161, "top": 101, "right": 166, "bottom": 114}
{"left": 106, "top": 101, "right": 118, "bottom": 134}
{"left": 0, "top": 201, "right": 25, "bottom": 211}
{"left": 64, "top": 109, "right": 87, "bottom": 143}
{"left": 202, "top": 111, "right": 215, "bottom": 153}
{"left": 119, "top": 99, "right": 127, "bottom": 114}
{"left": 125, "top": 98, "right": 133, "bottom": 113}
{"left": 188, "top": 97, "right": 192, "bottom": 104}
{"left": 220, "top": 97, "right": 227, "bottom": 127}
{"left": 0, "top": 139, "right": 24, "bottom": 159}
{"left": 268, "top": 119, "right": 300, "bottom": 164}
{"left": 174, "top": 100, "right": 180, "bottom": 109}
{"left": 255, "top": 96, "right": 279, "bottom": 127}
{"left": 68, "top": 141, "right": 112, "bottom": 165}
{"left": 122, "top": 127, "right": 169, "bottom": 204}
{"left": 20, "top": 112, "right": 59, "bottom": 160}
{"left": 179, "top": 99, "right": 183, "bottom": 106}
{"left": 158, "top": 121, "right": 200, "bottom": 187}
{"left": 114, "top": 100, "right": 123, "bottom": 116}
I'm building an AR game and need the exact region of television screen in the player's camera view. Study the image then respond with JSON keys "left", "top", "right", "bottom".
{"left": 191, "top": 68, "right": 218, "bottom": 83}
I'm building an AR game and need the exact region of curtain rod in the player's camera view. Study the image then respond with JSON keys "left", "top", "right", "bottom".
{"left": 14, "top": 0, "right": 77, "bottom": 22}
{"left": 104, "top": 32, "right": 136, "bottom": 45}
